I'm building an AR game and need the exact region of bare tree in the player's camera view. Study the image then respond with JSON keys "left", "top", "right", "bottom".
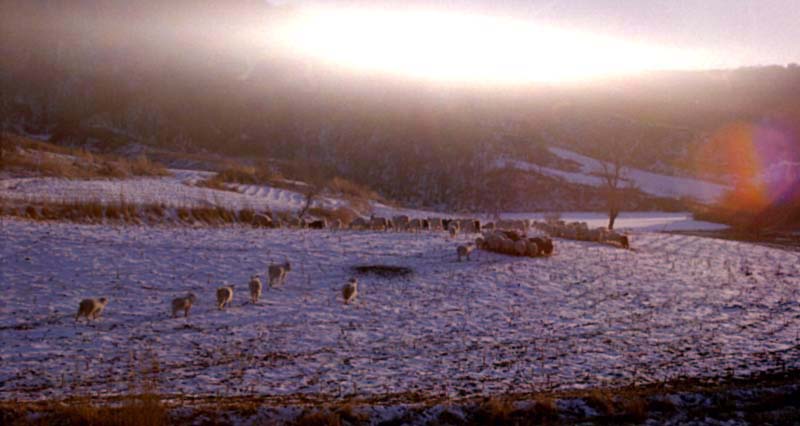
{"left": 592, "top": 116, "right": 642, "bottom": 230}
{"left": 598, "top": 155, "right": 625, "bottom": 230}
{"left": 297, "top": 184, "right": 322, "bottom": 219}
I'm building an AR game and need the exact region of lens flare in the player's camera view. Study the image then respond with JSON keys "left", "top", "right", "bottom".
{"left": 697, "top": 121, "right": 800, "bottom": 211}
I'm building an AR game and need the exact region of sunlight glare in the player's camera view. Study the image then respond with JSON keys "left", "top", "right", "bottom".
{"left": 268, "top": 6, "right": 714, "bottom": 85}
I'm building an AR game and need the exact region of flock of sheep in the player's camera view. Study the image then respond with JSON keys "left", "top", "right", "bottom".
{"left": 73, "top": 215, "right": 628, "bottom": 322}
{"left": 74, "top": 260, "right": 360, "bottom": 322}
{"left": 533, "top": 220, "right": 630, "bottom": 249}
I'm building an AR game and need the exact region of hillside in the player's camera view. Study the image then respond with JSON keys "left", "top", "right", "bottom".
{"left": 2, "top": 2, "right": 800, "bottom": 214}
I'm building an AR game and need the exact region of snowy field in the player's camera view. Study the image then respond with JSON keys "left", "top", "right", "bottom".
{"left": 1, "top": 218, "right": 798, "bottom": 402}
{"left": 0, "top": 170, "right": 339, "bottom": 213}
{"left": 498, "top": 146, "right": 730, "bottom": 204}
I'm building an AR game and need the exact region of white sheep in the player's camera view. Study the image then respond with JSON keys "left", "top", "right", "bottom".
{"left": 216, "top": 285, "right": 234, "bottom": 310}
{"left": 342, "top": 278, "right": 358, "bottom": 304}
{"left": 448, "top": 221, "right": 460, "bottom": 237}
{"left": 457, "top": 244, "right": 474, "bottom": 261}
{"left": 393, "top": 215, "right": 410, "bottom": 231}
{"left": 513, "top": 240, "right": 528, "bottom": 256}
{"left": 428, "top": 217, "right": 444, "bottom": 231}
{"left": 248, "top": 275, "right": 263, "bottom": 304}
{"left": 268, "top": 261, "right": 291, "bottom": 288}
{"left": 369, "top": 216, "right": 390, "bottom": 231}
{"left": 171, "top": 293, "right": 197, "bottom": 318}
{"left": 75, "top": 297, "right": 108, "bottom": 322}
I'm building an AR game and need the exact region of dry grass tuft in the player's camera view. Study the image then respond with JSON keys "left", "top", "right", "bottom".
{"left": 326, "top": 177, "right": 381, "bottom": 202}
{"left": 583, "top": 390, "right": 616, "bottom": 417}
{"left": 1, "top": 133, "right": 169, "bottom": 179}
{"left": 528, "top": 395, "right": 559, "bottom": 421}
{"left": 197, "top": 164, "right": 282, "bottom": 192}
{"left": 1, "top": 394, "right": 169, "bottom": 426}
{"left": 471, "top": 397, "right": 515, "bottom": 424}
{"left": 292, "top": 409, "right": 342, "bottom": 426}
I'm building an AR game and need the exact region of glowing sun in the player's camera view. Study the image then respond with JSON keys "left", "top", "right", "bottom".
{"left": 267, "top": 6, "right": 713, "bottom": 85}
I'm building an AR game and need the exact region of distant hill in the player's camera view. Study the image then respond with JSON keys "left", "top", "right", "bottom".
{"left": 2, "top": 1, "right": 799, "bottom": 214}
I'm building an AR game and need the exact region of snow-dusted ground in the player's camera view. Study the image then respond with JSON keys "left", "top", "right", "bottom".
{"left": 1, "top": 218, "right": 798, "bottom": 401}
{"left": 0, "top": 170, "right": 350, "bottom": 214}
{"left": 498, "top": 147, "right": 730, "bottom": 204}
{"left": 497, "top": 212, "right": 729, "bottom": 232}
{"left": 0, "top": 170, "right": 728, "bottom": 233}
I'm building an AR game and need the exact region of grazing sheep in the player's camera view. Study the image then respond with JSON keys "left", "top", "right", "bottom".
{"left": 369, "top": 216, "right": 390, "bottom": 231}
{"left": 501, "top": 238, "right": 515, "bottom": 254}
{"left": 171, "top": 293, "right": 197, "bottom": 318}
{"left": 458, "top": 219, "right": 480, "bottom": 233}
{"left": 526, "top": 240, "right": 540, "bottom": 257}
{"left": 486, "top": 233, "right": 503, "bottom": 251}
{"left": 497, "top": 219, "right": 526, "bottom": 232}
{"left": 442, "top": 218, "right": 452, "bottom": 230}
{"left": 529, "top": 237, "right": 553, "bottom": 256}
{"left": 248, "top": 275, "right": 263, "bottom": 303}
{"left": 608, "top": 231, "right": 630, "bottom": 249}
{"left": 308, "top": 219, "right": 327, "bottom": 229}
{"left": 268, "top": 261, "right": 291, "bottom": 287}
{"left": 216, "top": 285, "right": 234, "bottom": 310}
{"left": 75, "top": 297, "right": 108, "bottom": 322}
{"left": 513, "top": 240, "right": 528, "bottom": 256}
{"left": 393, "top": 215, "right": 410, "bottom": 231}
{"left": 342, "top": 278, "right": 358, "bottom": 304}
{"left": 349, "top": 217, "right": 368, "bottom": 230}
{"left": 457, "top": 244, "right": 474, "bottom": 261}
{"left": 448, "top": 221, "right": 460, "bottom": 237}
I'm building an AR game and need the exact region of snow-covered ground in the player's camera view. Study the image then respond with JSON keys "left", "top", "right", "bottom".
{"left": 0, "top": 170, "right": 728, "bottom": 233}
{"left": 498, "top": 147, "right": 730, "bottom": 204}
{"left": 1, "top": 218, "right": 798, "bottom": 401}
{"left": 497, "top": 212, "right": 729, "bottom": 232}
{"left": 0, "top": 170, "right": 349, "bottom": 214}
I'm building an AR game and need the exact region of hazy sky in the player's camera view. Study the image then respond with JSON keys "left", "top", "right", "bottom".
{"left": 282, "top": 0, "right": 800, "bottom": 68}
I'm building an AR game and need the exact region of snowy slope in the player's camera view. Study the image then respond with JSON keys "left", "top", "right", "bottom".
{"left": 499, "top": 147, "right": 730, "bottom": 204}
{"left": 1, "top": 218, "right": 797, "bottom": 401}
{"left": 0, "top": 170, "right": 349, "bottom": 214}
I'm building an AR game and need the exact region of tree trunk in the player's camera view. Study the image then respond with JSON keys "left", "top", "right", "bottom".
{"left": 608, "top": 209, "right": 618, "bottom": 230}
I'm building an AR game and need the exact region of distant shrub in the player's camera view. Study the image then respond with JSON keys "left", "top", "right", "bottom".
{"left": 0, "top": 133, "right": 170, "bottom": 179}
{"left": 326, "top": 177, "right": 381, "bottom": 202}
